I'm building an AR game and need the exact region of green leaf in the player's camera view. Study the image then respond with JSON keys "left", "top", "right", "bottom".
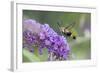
{"left": 23, "top": 49, "right": 40, "bottom": 62}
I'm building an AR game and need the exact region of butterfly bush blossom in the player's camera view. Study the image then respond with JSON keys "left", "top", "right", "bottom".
{"left": 23, "top": 19, "right": 70, "bottom": 61}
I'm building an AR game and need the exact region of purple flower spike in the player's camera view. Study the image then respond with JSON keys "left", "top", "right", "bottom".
{"left": 23, "top": 19, "right": 70, "bottom": 61}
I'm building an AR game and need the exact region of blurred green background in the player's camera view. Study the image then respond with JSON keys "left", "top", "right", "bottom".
{"left": 23, "top": 10, "right": 91, "bottom": 62}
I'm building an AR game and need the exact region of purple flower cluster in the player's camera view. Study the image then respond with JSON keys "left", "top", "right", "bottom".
{"left": 23, "top": 19, "right": 70, "bottom": 61}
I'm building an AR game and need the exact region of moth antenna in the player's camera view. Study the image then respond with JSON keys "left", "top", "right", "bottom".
{"left": 65, "top": 22, "right": 75, "bottom": 30}
{"left": 57, "top": 21, "right": 63, "bottom": 35}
